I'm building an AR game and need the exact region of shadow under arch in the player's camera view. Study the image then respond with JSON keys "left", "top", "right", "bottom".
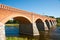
{"left": 35, "top": 19, "right": 44, "bottom": 31}
{"left": 45, "top": 20, "right": 50, "bottom": 30}
{"left": 5, "top": 16, "right": 33, "bottom": 37}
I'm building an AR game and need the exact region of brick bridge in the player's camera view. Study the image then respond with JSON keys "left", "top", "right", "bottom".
{"left": 0, "top": 4, "right": 57, "bottom": 40}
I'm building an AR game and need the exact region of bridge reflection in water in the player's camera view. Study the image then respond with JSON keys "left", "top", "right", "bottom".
{"left": 6, "top": 27, "right": 50, "bottom": 40}
{"left": 5, "top": 26, "right": 60, "bottom": 40}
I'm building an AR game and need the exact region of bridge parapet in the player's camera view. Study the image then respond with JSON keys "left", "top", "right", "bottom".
{"left": 0, "top": 4, "right": 33, "bottom": 16}
{"left": 0, "top": 4, "right": 21, "bottom": 12}
{"left": 0, "top": 4, "right": 56, "bottom": 20}
{"left": 0, "top": 4, "right": 29, "bottom": 13}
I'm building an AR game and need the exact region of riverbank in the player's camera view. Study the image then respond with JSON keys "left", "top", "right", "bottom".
{"left": 6, "top": 23, "right": 60, "bottom": 27}
{"left": 7, "top": 37, "right": 24, "bottom": 40}
{"left": 57, "top": 23, "right": 60, "bottom": 27}
{"left": 5, "top": 24, "right": 19, "bottom": 27}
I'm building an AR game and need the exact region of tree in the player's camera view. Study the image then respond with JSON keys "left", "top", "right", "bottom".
{"left": 6, "top": 20, "right": 19, "bottom": 24}
{"left": 56, "top": 17, "right": 60, "bottom": 23}
{"left": 49, "top": 16, "right": 55, "bottom": 18}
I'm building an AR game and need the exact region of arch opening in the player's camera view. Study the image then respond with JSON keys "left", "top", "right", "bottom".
{"left": 5, "top": 16, "right": 33, "bottom": 37}
{"left": 45, "top": 20, "right": 50, "bottom": 30}
{"left": 35, "top": 19, "right": 44, "bottom": 31}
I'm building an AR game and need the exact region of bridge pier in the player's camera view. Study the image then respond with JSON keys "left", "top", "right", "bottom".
{"left": 54, "top": 21, "right": 56, "bottom": 25}
{"left": 43, "top": 21, "right": 48, "bottom": 30}
{"left": 19, "top": 23, "right": 40, "bottom": 36}
{"left": 19, "top": 23, "right": 33, "bottom": 35}
{"left": 0, "top": 22, "right": 6, "bottom": 40}
{"left": 51, "top": 21, "right": 56, "bottom": 29}
{"left": 48, "top": 20, "right": 52, "bottom": 28}
{"left": 33, "top": 23, "right": 40, "bottom": 36}
{"left": 54, "top": 21, "right": 57, "bottom": 26}
{"left": 52, "top": 21, "right": 55, "bottom": 27}
{"left": 55, "top": 21, "right": 57, "bottom": 26}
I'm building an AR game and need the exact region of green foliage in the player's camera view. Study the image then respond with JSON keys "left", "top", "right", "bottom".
{"left": 49, "top": 16, "right": 55, "bottom": 18}
{"left": 7, "top": 37, "right": 23, "bottom": 40}
{"left": 6, "top": 20, "right": 19, "bottom": 24}
{"left": 45, "top": 15, "right": 55, "bottom": 18}
{"left": 56, "top": 17, "right": 60, "bottom": 26}
{"left": 56, "top": 18, "right": 60, "bottom": 23}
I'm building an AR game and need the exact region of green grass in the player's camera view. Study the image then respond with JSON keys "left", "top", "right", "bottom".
{"left": 6, "top": 37, "right": 25, "bottom": 40}
{"left": 6, "top": 36, "right": 35, "bottom": 40}
{"left": 57, "top": 23, "right": 60, "bottom": 27}
{"left": 5, "top": 24, "right": 19, "bottom": 27}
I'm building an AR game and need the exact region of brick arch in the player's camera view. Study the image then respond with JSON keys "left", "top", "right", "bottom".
{"left": 35, "top": 18, "right": 44, "bottom": 31}
{"left": 1, "top": 14, "right": 32, "bottom": 24}
{"left": 45, "top": 20, "right": 50, "bottom": 30}
{"left": 4, "top": 14, "right": 34, "bottom": 35}
{"left": 34, "top": 16, "right": 44, "bottom": 22}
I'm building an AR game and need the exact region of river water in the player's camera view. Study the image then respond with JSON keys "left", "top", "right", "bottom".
{"left": 5, "top": 26, "right": 60, "bottom": 40}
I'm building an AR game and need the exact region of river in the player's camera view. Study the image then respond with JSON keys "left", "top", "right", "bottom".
{"left": 5, "top": 26, "right": 60, "bottom": 40}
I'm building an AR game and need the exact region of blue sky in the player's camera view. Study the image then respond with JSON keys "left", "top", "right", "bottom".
{"left": 0, "top": 0, "right": 60, "bottom": 18}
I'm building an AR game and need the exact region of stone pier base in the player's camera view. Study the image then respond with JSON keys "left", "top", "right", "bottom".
{"left": 33, "top": 23, "right": 40, "bottom": 36}
{"left": 0, "top": 23, "right": 5, "bottom": 40}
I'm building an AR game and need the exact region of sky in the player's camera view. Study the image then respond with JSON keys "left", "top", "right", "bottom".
{"left": 0, "top": 0, "right": 60, "bottom": 18}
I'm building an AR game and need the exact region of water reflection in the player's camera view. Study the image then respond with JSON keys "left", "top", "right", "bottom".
{"left": 18, "top": 31, "right": 50, "bottom": 40}
{"left": 50, "top": 27, "right": 60, "bottom": 40}
{"left": 6, "top": 31, "right": 51, "bottom": 40}
{"left": 6, "top": 26, "right": 60, "bottom": 40}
